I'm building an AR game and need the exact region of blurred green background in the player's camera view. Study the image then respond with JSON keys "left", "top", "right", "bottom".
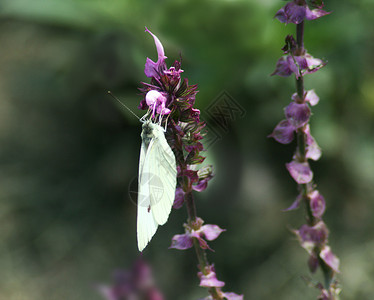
{"left": 0, "top": 0, "right": 374, "bottom": 299}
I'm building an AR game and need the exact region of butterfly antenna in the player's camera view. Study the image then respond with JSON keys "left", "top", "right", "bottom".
{"left": 107, "top": 91, "right": 140, "bottom": 120}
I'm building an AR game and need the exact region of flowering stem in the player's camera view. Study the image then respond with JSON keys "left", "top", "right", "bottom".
{"left": 295, "top": 20, "right": 333, "bottom": 290}
{"left": 185, "top": 192, "right": 222, "bottom": 299}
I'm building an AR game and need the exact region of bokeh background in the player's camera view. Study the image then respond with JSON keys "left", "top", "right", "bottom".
{"left": 0, "top": 0, "right": 374, "bottom": 299}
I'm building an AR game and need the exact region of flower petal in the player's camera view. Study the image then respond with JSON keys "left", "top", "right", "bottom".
{"left": 271, "top": 56, "right": 293, "bottom": 77}
{"left": 305, "top": 89, "right": 320, "bottom": 106}
{"left": 198, "top": 268, "right": 225, "bottom": 288}
{"left": 309, "top": 190, "right": 326, "bottom": 218}
{"left": 320, "top": 245, "right": 340, "bottom": 273}
{"left": 169, "top": 234, "right": 193, "bottom": 250}
{"left": 303, "top": 125, "right": 322, "bottom": 160}
{"left": 144, "top": 27, "right": 167, "bottom": 78}
{"left": 200, "top": 224, "right": 226, "bottom": 241}
{"left": 286, "top": 160, "right": 313, "bottom": 184}
{"left": 222, "top": 292, "right": 244, "bottom": 300}
{"left": 284, "top": 102, "right": 311, "bottom": 128}
{"left": 268, "top": 119, "right": 295, "bottom": 144}
{"left": 173, "top": 187, "right": 185, "bottom": 209}
{"left": 282, "top": 193, "right": 302, "bottom": 211}
{"left": 275, "top": 2, "right": 306, "bottom": 24}
{"left": 305, "top": 7, "right": 331, "bottom": 21}
{"left": 284, "top": 2, "right": 307, "bottom": 24}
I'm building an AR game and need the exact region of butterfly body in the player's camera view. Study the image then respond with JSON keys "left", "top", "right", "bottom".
{"left": 137, "top": 121, "right": 177, "bottom": 251}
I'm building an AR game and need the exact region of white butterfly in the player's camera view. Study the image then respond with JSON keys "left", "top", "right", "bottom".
{"left": 137, "top": 119, "right": 177, "bottom": 251}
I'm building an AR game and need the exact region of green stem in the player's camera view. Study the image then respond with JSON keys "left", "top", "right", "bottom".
{"left": 185, "top": 192, "right": 223, "bottom": 299}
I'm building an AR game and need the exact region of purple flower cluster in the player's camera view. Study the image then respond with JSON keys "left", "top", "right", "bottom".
{"left": 139, "top": 27, "right": 211, "bottom": 196}
{"left": 140, "top": 28, "right": 242, "bottom": 299}
{"left": 270, "top": 1, "right": 340, "bottom": 299}
{"left": 99, "top": 259, "right": 164, "bottom": 300}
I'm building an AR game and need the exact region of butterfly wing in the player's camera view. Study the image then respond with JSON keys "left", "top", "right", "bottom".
{"left": 137, "top": 123, "right": 177, "bottom": 251}
{"left": 147, "top": 124, "right": 177, "bottom": 225}
{"left": 137, "top": 136, "right": 159, "bottom": 252}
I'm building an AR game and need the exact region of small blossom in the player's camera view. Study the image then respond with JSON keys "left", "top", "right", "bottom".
{"left": 286, "top": 160, "right": 313, "bottom": 184}
{"left": 284, "top": 101, "right": 311, "bottom": 128}
{"left": 305, "top": 89, "right": 320, "bottom": 106}
{"left": 291, "top": 89, "right": 320, "bottom": 106}
{"left": 222, "top": 292, "right": 244, "bottom": 300}
{"left": 144, "top": 27, "right": 167, "bottom": 79}
{"left": 295, "top": 221, "right": 329, "bottom": 254}
{"left": 272, "top": 53, "right": 325, "bottom": 79}
{"left": 305, "top": 6, "right": 330, "bottom": 21}
{"left": 193, "top": 165, "right": 214, "bottom": 192}
{"left": 320, "top": 245, "right": 340, "bottom": 273}
{"left": 170, "top": 219, "right": 225, "bottom": 251}
{"left": 145, "top": 90, "right": 171, "bottom": 116}
{"left": 304, "top": 125, "right": 322, "bottom": 160}
{"left": 275, "top": 1, "right": 307, "bottom": 24}
{"left": 309, "top": 190, "right": 326, "bottom": 218}
{"left": 275, "top": 1, "right": 330, "bottom": 24}
{"left": 268, "top": 119, "right": 295, "bottom": 144}
{"left": 169, "top": 233, "right": 194, "bottom": 250}
{"left": 198, "top": 265, "right": 225, "bottom": 288}
{"left": 200, "top": 224, "right": 226, "bottom": 241}
{"left": 173, "top": 187, "right": 185, "bottom": 209}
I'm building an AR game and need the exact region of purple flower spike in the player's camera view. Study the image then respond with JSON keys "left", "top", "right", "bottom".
{"left": 286, "top": 160, "right": 313, "bottom": 184}
{"left": 268, "top": 119, "right": 295, "bottom": 144}
{"left": 170, "top": 233, "right": 194, "bottom": 250}
{"left": 198, "top": 266, "right": 225, "bottom": 288}
{"left": 284, "top": 102, "right": 311, "bottom": 128}
{"left": 144, "top": 27, "right": 167, "bottom": 79}
{"left": 320, "top": 246, "right": 340, "bottom": 273}
{"left": 309, "top": 190, "right": 326, "bottom": 218}
{"left": 200, "top": 224, "right": 226, "bottom": 241}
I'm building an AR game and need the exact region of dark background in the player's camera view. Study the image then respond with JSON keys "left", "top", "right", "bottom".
{"left": 0, "top": 0, "right": 373, "bottom": 299}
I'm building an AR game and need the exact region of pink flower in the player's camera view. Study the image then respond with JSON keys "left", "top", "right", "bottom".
{"left": 145, "top": 90, "right": 171, "bottom": 116}
{"left": 144, "top": 27, "right": 167, "bottom": 79}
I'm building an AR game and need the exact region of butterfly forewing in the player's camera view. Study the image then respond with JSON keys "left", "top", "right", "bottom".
{"left": 137, "top": 122, "right": 177, "bottom": 252}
